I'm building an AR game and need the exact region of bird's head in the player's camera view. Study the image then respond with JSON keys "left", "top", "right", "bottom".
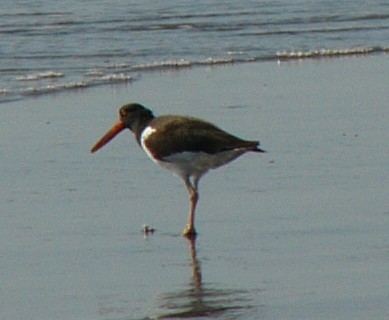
{"left": 91, "top": 103, "right": 154, "bottom": 153}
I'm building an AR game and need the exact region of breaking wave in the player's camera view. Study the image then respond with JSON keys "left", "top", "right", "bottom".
{"left": 1, "top": 46, "right": 387, "bottom": 103}
{"left": 276, "top": 46, "right": 388, "bottom": 60}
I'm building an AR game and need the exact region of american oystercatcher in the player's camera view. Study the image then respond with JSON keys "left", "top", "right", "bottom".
{"left": 91, "top": 103, "right": 265, "bottom": 237}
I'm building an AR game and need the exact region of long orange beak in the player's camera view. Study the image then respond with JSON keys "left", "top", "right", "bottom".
{"left": 91, "top": 120, "right": 126, "bottom": 153}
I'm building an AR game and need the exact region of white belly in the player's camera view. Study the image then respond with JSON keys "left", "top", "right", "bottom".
{"left": 152, "top": 149, "right": 247, "bottom": 180}
{"left": 140, "top": 125, "right": 247, "bottom": 179}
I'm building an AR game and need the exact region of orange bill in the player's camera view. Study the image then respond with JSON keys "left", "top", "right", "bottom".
{"left": 91, "top": 120, "right": 125, "bottom": 153}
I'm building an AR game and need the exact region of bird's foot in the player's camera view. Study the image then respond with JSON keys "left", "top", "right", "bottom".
{"left": 182, "top": 225, "right": 197, "bottom": 238}
{"left": 142, "top": 224, "right": 155, "bottom": 235}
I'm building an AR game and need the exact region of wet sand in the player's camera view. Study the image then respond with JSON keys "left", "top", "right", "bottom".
{"left": 1, "top": 54, "right": 388, "bottom": 319}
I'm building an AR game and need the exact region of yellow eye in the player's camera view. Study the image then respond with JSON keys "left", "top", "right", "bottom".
{"left": 120, "top": 108, "right": 127, "bottom": 117}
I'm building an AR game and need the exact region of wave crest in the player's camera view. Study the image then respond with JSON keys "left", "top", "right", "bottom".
{"left": 277, "top": 47, "right": 388, "bottom": 60}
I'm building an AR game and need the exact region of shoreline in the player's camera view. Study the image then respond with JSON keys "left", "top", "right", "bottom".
{"left": 1, "top": 49, "right": 388, "bottom": 105}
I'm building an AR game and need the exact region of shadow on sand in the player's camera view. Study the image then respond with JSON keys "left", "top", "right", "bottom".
{"left": 156, "top": 237, "right": 260, "bottom": 319}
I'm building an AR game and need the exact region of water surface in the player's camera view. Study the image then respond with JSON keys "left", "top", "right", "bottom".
{"left": 1, "top": 55, "right": 388, "bottom": 319}
{"left": 1, "top": 0, "right": 388, "bottom": 102}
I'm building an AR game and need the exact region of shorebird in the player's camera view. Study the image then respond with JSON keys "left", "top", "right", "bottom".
{"left": 91, "top": 103, "right": 265, "bottom": 237}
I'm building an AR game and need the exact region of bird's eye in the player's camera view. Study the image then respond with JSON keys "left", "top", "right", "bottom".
{"left": 120, "top": 109, "right": 127, "bottom": 117}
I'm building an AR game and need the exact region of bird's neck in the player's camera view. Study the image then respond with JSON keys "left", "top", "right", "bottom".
{"left": 134, "top": 117, "right": 154, "bottom": 145}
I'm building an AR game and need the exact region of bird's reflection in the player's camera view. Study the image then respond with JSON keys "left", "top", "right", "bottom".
{"left": 156, "top": 237, "right": 255, "bottom": 319}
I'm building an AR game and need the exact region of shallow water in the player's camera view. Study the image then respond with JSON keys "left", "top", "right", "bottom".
{"left": 0, "top": 56, "right": 388, "bottom": 319}
{"left": 1, "top": 0, "right": 388, "bottom": 102}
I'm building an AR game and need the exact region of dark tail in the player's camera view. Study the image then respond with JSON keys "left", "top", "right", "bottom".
{"left": 252, "top": 141, "right": 266, "bottom": 153}
{"left": 227, "top": 140, "right": 266, "bottom": 153}
{"left": 253, "top": 146, "right": 266, "bottom": 153}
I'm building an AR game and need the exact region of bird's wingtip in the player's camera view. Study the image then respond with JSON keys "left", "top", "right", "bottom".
{"left": 254, "top": 143, "right": 266, "bottom": 153}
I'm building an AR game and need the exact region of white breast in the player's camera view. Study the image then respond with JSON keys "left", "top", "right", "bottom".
{"left": 140, "top": 126, "right": 158, "bottom": 162}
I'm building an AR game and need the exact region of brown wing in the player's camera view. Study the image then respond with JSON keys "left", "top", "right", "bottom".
{"left": 145, "top": 115, "right": 261, "bottom": 159}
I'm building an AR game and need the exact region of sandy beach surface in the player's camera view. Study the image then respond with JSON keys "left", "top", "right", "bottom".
{"left": 1, "top": 54, "right": 388, "bottom": 319}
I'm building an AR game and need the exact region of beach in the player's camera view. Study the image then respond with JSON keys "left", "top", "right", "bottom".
{"left": 1, "top": 54, "right": 388, "bottom": 319}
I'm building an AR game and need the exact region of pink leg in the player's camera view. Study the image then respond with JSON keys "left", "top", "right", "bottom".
{"left": 182, "top": 176, "right": 200, "bottom": 237}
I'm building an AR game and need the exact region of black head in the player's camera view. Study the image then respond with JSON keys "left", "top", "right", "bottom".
{"left": 91, "top": 103, "right": 154, "bottom": 153}
{"left": 119, "top": 103, "right": 154, "bottom": 131}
